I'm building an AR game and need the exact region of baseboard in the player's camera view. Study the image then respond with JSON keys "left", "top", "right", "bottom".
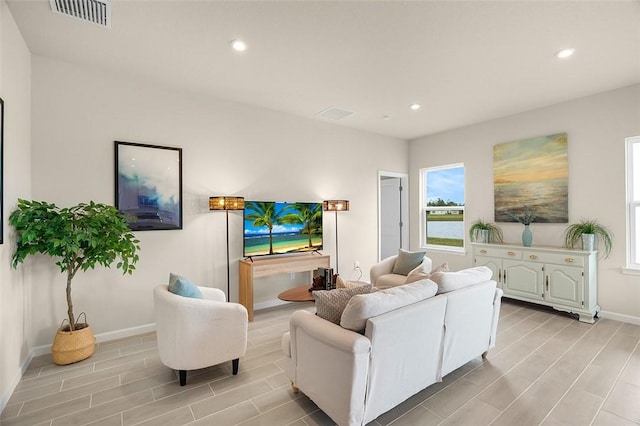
{"left": 599, "top": 310, "right": 640, "bottom": 326}
{"left": 253, "top": 299, "right": 291, "bottom": 311}
{"left": 29, "top": 323, "right": 157, "bottom": 357}
{"left": 0, "top": 351, "right": 34, "bottom": 413}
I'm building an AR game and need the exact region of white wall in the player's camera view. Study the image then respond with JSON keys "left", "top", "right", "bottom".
{"left": 29, "top": 55, "right": 408, "bottom": 348}
{"left": 0, "top": 0, "right": 31, "bottom": 411}
{"left": 409, "top": 84, "right": 640, "bottom": 322}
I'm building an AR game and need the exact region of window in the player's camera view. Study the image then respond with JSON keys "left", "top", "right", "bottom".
{"left": 626, "top": 136, "right": 640, "bottom": 272}
{"left": 420, "top": 164, "right": 465, "bottom": 251}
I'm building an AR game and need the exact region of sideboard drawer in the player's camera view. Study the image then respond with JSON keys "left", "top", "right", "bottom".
{"left": 522, "top": 251, "right": 585, "bottom": 266}
{"left": 475, "top": 246, "right": 522, "bottom": 259}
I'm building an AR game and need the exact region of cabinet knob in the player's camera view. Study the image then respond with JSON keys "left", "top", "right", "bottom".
{"left": 565, "top": 258, "right": 575, "bottom": 263}
{"left": 507, "top": 251, "right": 516, "bottom": 256}
{"left": 480, "top": 250, "right": 487, "bottom": 254}
{"left": 529, "top": 255, "right": 538, "bottom": 260}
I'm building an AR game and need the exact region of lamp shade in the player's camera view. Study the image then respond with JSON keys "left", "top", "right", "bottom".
{"left": 209, "top": 196, "right": 245, "bottom": 211}
{"left": 323, "top": 200, "right": 349, "bottom": 212}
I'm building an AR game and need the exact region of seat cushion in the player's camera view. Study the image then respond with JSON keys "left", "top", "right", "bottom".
{"left": 430, "top": 266, "right": 493, "bottom": 294}
{"left": 168, "top": 273, "right": 203, "bottom": 299}
{"left": 314, "top": 284, "right": 373, "bottom": 324}
{"left": 340, "top": 279, "right": 438, "bottom": 332}
{"left": 391, "top": 249, "right": 426, "bottom": 275}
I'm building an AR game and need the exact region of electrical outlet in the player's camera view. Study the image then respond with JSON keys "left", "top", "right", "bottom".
{"left": 290, "top": 273, "right": 295, "bottom": 280}
{"left": 354, "top": 261, "right": 360, "bottom": 270}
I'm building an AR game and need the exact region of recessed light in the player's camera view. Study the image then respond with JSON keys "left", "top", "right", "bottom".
{"left": 410, "top": 103, "right": 421, "bottom": 111}
{"left": 231, "top": 39, "right": 248, "bottom": 52}
{"left": 556, "top": 48, "right": 575, "bottom": 59}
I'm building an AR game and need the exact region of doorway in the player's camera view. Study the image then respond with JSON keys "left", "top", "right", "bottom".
{"left": 378, "top": 171, "right": 409, "bottom": 261}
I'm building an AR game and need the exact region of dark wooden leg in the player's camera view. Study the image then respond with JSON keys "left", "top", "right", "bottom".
{"left": 482, "top": 351, "right": 488, "bottom": 359}
{"left": 232, "top": 358, "right": 239, "bottom": 375}
{"left": 179, "top": 370, "right": 187, "bottom": 386}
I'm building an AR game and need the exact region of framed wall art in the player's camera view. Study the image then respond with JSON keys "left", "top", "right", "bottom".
{"left": 494, "top": 132, "right": 568, "bottom": 223}
{"left": 115, "top": 141, "right": 183, "bottom": 231}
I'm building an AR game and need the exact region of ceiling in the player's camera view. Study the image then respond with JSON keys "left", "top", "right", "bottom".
{"left": 6, "top": 0, "right": 640, "bottom": 140}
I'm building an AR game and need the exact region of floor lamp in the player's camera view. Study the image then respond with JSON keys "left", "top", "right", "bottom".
{"left": 209, "top": 196, "right": 245, "bottom": 302}
{"left": 323, "top": 200, "right": 349, "bottom": 274}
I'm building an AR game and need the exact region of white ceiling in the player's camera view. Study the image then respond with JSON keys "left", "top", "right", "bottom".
{"left": 6, "top": 0, "right": 640, "bottom": 140}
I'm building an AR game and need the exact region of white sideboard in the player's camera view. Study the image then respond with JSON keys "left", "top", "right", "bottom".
{"left": 471, "top": 243, "right": 599, "bottom": 323}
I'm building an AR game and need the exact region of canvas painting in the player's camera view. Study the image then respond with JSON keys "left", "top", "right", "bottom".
{"left": 115, "top": 141, "right": 182, "bottom": 231}
{"left": 494, "top": 133, "right": 568, "bottom": 223}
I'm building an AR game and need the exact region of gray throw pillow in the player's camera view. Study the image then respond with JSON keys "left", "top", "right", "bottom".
{"left": 314, "top": 285, "right": 373, "bottom": 324}
{"left": 392, "top": 249, "right": 426, "bottom": 275}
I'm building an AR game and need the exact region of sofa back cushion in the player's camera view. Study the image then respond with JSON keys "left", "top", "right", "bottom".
{"left": 430, "top": 266, "right": 493, "bottom": 294}
{"left": 340, "top": 279, "right": 438, "bottom": 332}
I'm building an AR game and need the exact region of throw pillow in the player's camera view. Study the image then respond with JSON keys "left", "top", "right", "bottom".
{"left": 392, "top": 249, "right": 426, "bottom": 275}
{"left": 314, "top": 284, "right": 373, "bottom": 324}
{"left": 168, "top": 273, "right": 203, "bottom": 299}
{"left": 430, "top": 266, "right": 493, "bottom": 294}
{"left": 340, "top": 279, "right": 438, "bottom": 332}
{"left": 405, "top": 262, "right": 449, "bottom": 284}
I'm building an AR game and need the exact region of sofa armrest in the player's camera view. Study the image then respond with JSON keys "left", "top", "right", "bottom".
{"left": 370, "top": 256, "right": 397, "bottom": 285}
{"left": 287, "top": 310, "right": 372, "bottom": 426}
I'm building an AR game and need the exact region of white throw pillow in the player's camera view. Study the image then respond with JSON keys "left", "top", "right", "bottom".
{"left": 430, "top": 266, "right": 493, "bottom": 294}
{"left": 340, "top": 279, "right": 438, "bottom": 332}
{"left": 405, "top": 262, "right": 449, "bottom": 284}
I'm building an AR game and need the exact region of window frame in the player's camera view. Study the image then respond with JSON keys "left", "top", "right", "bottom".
{"left": 419, "top": 163, "right": 465, "bottom": 253}
{"left": 625, "top": 136, "right": 640, "bottom": 273}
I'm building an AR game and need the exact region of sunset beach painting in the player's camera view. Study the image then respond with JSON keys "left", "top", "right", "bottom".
{"left": 494, "top": 133, "right": 568, "bottom": 223}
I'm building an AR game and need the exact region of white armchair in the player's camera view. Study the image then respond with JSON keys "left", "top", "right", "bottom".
{"left": 153, "top": 285, "right": 248, "bottom": 386}
{"left": 370, "top": 254, "right": 433, "bottom": 288}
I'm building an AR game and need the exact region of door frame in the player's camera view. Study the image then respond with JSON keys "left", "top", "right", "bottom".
{"left": 378, "top": 171, "right": 409, "bottom": 261}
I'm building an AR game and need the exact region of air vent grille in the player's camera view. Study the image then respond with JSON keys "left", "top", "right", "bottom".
{"left": 49, "top": 0, "right": 111, "bottom": 28}
{"left": 316, "top": 106, "right": 355, "bottom": 121}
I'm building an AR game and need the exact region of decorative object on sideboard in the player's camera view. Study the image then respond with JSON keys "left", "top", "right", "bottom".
{"left": 563, "top": 219, "right": 613, "bottom": 258}
{"left": 210, "top": 196, "right": 245, "bottom": 301}
{"left": 469, "top": 219, "right": 503, "bottom": 243}
{"left": 115, "top": 141, "right": 183, "bottom": 231}
{"left": 9, "top": 199, "right": 140, "bottom": 364}
{"left": 323, "top": 200, "right": 350, "bottom": 273}
{"left": 507, "top": 206, "right": 536, "bottom": 247}
{"left": 494, "top": 133, "right": 568, "bottom": 223}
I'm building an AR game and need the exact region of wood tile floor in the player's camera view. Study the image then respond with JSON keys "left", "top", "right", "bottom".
{"left": 2, "top": 299, "right": 640, "bottom": 425}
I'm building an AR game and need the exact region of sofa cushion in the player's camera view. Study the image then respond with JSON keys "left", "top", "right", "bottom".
{"left": 168, "top": 273, "right": 203, "bottom": 299}
{"left": 391, "top": 249, "right": 426, "bottom": 275}
{"left": 340, "top": 279, "right": 438, "bottom": 332}
{"left": 314, "top": 284, "right": 373, "bottom": 324}
{"left": 405, "top": 262, "right": 449, "bottom": 283}
{"left": 430, "top": 266, "right": 493, "bottom": 294}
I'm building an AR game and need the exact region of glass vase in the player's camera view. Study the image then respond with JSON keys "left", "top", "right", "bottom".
{"left": 522, "top": 224, "right": 533, "bottom": 247}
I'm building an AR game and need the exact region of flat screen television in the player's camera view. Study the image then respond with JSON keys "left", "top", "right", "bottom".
{"left": 243, "top": 201, "right": 323, "bottom": 257}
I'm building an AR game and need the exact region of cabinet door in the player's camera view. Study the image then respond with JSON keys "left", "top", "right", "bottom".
{"left": 545, "top": 264, "right": 583, "bottom": 308}
{"left": 474, "top": 256, "right": 502, "bottom": 288}
{"left": 503, "top": 260, "right": 543, "bottom": 300}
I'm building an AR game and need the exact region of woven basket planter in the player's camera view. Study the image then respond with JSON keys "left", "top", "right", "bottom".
{"left": 51, "top": 316, "right": 96, "bottom": 365}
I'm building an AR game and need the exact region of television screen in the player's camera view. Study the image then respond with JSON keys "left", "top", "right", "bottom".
{"left": 243, "top": 201, "right": 323, "bottom": 257}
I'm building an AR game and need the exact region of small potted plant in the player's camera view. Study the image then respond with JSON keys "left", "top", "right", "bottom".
{"left": 563, "top": 219, "right": 613, "bottom": 258}
{"left": 469, "top": 219, "right": 503, "bottom": 243}
{"left": 9, "top": 199, "right": 140, "bottom": 365}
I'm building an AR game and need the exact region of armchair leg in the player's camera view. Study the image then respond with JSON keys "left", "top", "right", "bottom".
{"left": 482, "top": 351, "right": 488, "bottom": 359}
{"left": 179, "top": 370, "right": 187, "bottom": 386}
{"left": 291, "top": 381, "right": 299, "bottom": 394}
{"left": 232, "top": 358, "right": 239, "bottom": 375}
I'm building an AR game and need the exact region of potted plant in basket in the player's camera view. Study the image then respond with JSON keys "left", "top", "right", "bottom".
{"left": 563, "top": 219, "right": 613, "bottom": 258}
{"left": 9, "top": 199, "right": 140, "bottom": 365}
{"left": 469, "top": 219, "right": 503, "bottom": 243}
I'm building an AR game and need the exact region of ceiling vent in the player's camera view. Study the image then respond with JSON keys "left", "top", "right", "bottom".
{"left": 316, "top": 106, "right": 355, "bottom": 121}
{"left": 49, "top": 0, "right": 111, "bottom": 28}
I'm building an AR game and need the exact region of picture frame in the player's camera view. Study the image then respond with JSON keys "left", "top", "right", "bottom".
{"left": 0, "top": 97, "right": 4, "bottom": 244}
{"left": 115, "top": 141, "right": 183, "bottom": 231}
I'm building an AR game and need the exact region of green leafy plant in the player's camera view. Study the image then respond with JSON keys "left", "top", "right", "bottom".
{"left": 507, "top": 206, "right": 536, "bottom": 225}
{"left": 469, "top": 219, "right": 503, "bottom": 243}
{"left": 9, "top": 200, "right": 141, "bottom": 331}
{"left": 563, "top": 218, "right": 613, "bottom": 258}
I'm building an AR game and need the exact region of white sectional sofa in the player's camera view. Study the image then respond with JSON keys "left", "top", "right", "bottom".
{"left": 281, "top": 266, "right": 503, "bottom": 426}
